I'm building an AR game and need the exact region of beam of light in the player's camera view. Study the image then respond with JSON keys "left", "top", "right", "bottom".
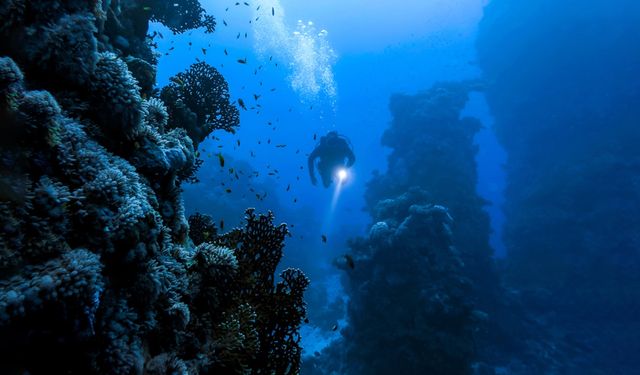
{"left": 323, "top": 168, "right": 351, "bottom": 235}
{"left": 330, "top": 168, "right": 348, "bottom": 212}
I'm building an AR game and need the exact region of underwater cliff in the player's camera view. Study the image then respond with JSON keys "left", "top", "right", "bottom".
{"left": 0, "top": 1, "right": 308, "bottom": 373}
{"left": 477, "top": 0, "right": 640, "bottom": 373}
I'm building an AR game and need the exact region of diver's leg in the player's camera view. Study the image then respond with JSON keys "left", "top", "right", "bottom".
{"left": 318, "top": 161, "right": 333, "bottom": 187}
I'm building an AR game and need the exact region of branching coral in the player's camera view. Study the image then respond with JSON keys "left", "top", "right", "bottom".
{"left": 210, "top": 209, "right": 310, "bottom": 374}
{"left": 148, "top": 0, "right": 216, "bottom": 34}
{"left": 188, "top": 212, "right": 218, "bottom": 246}
{"left": 161, "top": 61, "right": 240, "bottom": 147}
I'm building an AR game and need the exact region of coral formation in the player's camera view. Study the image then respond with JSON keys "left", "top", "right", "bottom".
{"left": 305, "top": 84, "right": 492, "bottom": 374}
{"left": 0, "top": 1, "right": 308, "bottom": 374}
{"left": 366, "top": 82, "right": 496, "bottom": 300}
{"left": 306, "top": 189, "right": 476, "bottom": 375}
{"left": 161, "top": 61, "right": 240, "bottom": 147}
{"left": 148, "top": 0, "right": 217, "bottom": 34}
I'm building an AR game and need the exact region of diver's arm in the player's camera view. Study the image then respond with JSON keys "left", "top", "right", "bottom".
{"left": 345, "top": 147, "right": 356, "bottom": 167}
{"left": 308, "top": 149, "right": 319, "bottom": 185}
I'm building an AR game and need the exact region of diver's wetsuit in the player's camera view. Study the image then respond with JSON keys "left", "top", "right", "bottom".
{"left": 308, "top": 132, "right": 355, "bottom": 188}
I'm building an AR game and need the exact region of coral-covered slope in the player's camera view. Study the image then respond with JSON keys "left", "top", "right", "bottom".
{"left": 0, "top": 1, "right": 307, "bottom": 374}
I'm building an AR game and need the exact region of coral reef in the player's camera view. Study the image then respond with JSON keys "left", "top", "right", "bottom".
{"left": 305, "top": 84, "right": 493, "bottom": 374}
{"left": 0, "top": 1, "right": 308, "bottom": 374}
{"left": 306, "top": 189, "right": 477, "bottom": 375}
{"left": 477, "top": 1, "right": 640, "bottom": 373}
{"left": 366, "top": 82, "right": 497, "bottom": 301}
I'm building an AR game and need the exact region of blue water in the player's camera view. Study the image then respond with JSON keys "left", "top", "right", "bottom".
{"left": 153, "top": 0, "right": 494, "bottom": 264}
{"left": 152, "top": 0, "right": 638, "bottom": 372}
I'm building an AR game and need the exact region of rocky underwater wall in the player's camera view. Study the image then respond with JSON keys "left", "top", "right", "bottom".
{"left": 304, "top": 83, "right": 501, "bottom": 375}
{"left": 477, "top": 0, "right": 640, "bottom": 372}
{"left": 0, "top": 1, "right": 308, "bottom": 374}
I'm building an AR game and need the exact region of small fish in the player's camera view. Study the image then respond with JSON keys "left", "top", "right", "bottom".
{"left": 344, "top": 254, "right": 355, "bottom": 269}
{"left": 321, "top": 234, "right": 327, "bottom": 243}
{"left": 331, "top": 324, "right": 338, "bottom": 331}
{"left": 237, "top": 58, "right": 247, "bottom": 64}
{"left": 272, "top": 7, "right": 275, "bottom": 16}
{"left": 170, "top": 77, "right": 185, "bottom": 86}
{"left": 217, "top": 153, "right": 225, "bottom": 167}
{"left": 237, "top": 98, "right": 247, "bottom": 110}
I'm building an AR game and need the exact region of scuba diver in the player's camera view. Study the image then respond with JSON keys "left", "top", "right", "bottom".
{"left": 308, "top": 131, "right": 356, "bottom": 188}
